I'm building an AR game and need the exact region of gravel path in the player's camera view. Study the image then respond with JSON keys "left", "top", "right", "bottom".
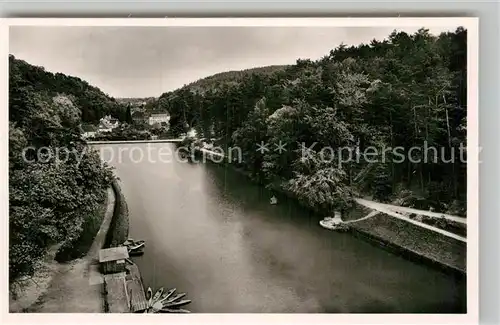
{"left": 10, "top": 188, "right": 115, "bottom": 313}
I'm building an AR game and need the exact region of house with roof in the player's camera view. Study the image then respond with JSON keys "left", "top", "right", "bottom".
{"left": 98, "top": 115, "right": 119, "bottom": 133}
{"left": 81, "top": 124, "right": 98, "bottom": 139}
{"left": 148, "top": 113, "right": 170, "bottom": 126}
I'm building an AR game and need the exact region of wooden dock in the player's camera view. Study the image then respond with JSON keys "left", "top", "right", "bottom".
{"left": 125, "top": 263, "right": 148, "bottom": 312}
{"left": 103, "top": 272, "right": 129, "bottom": 313}
{"left": 100, "top": 247, "right": 148, "bottom": 313}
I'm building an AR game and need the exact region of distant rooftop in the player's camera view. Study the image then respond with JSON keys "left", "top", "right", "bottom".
{"left": 99, "top": 247, "right": 129, "bottom": 263}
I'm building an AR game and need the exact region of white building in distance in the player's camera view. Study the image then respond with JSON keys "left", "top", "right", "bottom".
{"left": 148, "top": 113, "right": 170, "bottom": 126}
{"left": 81, "top": 124, "right": 98, "bottom": 139}
{"left": 98, "top": 115, "right": 119, "bottom": 133}
{"left": 83, "top": 131, "right": 96, "bottom": 139}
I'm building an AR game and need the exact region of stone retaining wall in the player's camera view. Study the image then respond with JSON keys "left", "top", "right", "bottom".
{"left": 105, "top": 180, "right": 130, "bottom": 248}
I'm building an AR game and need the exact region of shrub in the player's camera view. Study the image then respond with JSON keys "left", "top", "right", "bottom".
{"left": 9, "top": 88, "right": 115, "bottom": 282}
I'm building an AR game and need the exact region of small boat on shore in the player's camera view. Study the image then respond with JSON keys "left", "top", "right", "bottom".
{"left": 319, "top": 213, "right": 349, "bottom": 232}
{"left": 144, "top": 287, "right": 192, "bottom": 313}
{"left": 128, "top": 242, "right": 145, "bottom": 251}
{"left": 123, "top": 238, "right": 145, "bottom": 246}
{"left": 123, "top": 238, "right": 146, "bottom": 255}
{"left": 129, "top": 247, "right": 145, "bottom": 256}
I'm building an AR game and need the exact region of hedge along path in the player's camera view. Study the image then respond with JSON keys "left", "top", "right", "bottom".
{"left": 355, "top": 198, "right": 467, "bottom": 243}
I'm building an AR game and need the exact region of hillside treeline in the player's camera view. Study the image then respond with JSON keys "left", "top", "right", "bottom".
{"left": 9, "top": 55, "right": 128, "bottom": 124}
{"left": 160, "top": 28, "right": 468, "bottom": 216}
{"left": 9, "top": 56, "right": 115, "bottom": 282}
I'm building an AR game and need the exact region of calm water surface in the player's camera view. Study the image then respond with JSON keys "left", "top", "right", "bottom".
{"left": 101, "top": 143, "right": 466, "bottom": 313}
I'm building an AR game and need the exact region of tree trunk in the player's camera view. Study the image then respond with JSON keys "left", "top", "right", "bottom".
{"left": 413, "top": 104, "right": 424, "bottom": 192}
{"left": 389, "top": 109, "right": 395, "bottom": 189}
{"left": 443, "top": 94, "right": 458, "bottom": 198}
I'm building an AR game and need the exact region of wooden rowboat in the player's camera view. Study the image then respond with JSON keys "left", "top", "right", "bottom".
{"left": 128, "top": 242, "right": 145, "bottom": 251}
{"left": 123, "top": 239, "right": 145, "bottom": 246}
{"left": 319, "top": 219, "right": 349, "bottom": 232}
{"left": 144, "top": 287, "right": 192, "bottom": 313}
{"left": 152, "top": 288, "right": 164, "bottom": 301}
{"left": 123, "top": 239, "right": 146, "bottom": 255}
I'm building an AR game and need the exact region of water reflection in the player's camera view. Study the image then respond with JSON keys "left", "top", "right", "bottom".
{"left": 102, "top": 143, "right": 465, "bottom": 313}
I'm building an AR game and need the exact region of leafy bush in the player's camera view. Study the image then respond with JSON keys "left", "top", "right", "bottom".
{"left": 9, "top": 59, "right": 116, "bottom": 282}
{"left": 9, "top": 148, "right": 114, "bottom": 280}
{"left": 55, "top": 195, "right": 107, "bottom": 262}
{"left": 92, "top": 125, "right": 152, "bottom": 141}
{"left": 392, "top": 187, "right": 427, "bottom": 209}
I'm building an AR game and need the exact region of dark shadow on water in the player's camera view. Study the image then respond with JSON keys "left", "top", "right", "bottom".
{"left": 116, "top": 149, "right": 466, "bottom": 313}
{"left": 201, "top": 163, "right": 466, "bottom": 314}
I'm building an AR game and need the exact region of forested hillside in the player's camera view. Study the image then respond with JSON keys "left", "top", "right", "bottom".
{"left": 132, "top": 65, "right": 288, "bottom": 115}
{"left": 9, "top": 56, "right": 115, "bottom": 282}
{"left": 116, "top": 97, "right": 157, "bottom": 105}
{"left": 184, "top": 65, "right": 288, "bottom": 91}
{"left": 162, "top": 28, "right": 468, "bottom": 215}
{"left": 9, "top": 55, "right": 128, "bottom": 124}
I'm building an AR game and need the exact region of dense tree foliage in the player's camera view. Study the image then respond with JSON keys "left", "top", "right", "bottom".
{"left": 182, "top": 65, "right": 288, "bottom": 92}
{"left": 9, "top": 55, "right": 128, "bottom": 124}
{"left": 92, "top": 124, "right": 153, "bottom": 141}
{"left": 115, "top": 97, "right": 157, "bottom": 105}
{"left": 9, "top": 56, "right": 115, "bottom": 282}
{"left": 163, "top": 28, "right": 468, "bottom": 216}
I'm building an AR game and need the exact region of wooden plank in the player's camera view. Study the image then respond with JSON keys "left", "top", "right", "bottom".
{"left": 104, "top": 272, "right": 130, "bottom": 313}
{"left": 126, "top": 263, "right": 142, "bottom": 279}
{"left": 127, "top": 279, "right": 148, "bottom": 313}
{"left": 125, "top": 262, "right": 148, "bottom": 313}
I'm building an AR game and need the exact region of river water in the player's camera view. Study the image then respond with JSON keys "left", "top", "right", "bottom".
{"left": 99, "top": 143, "right": 465, "bottom": 313}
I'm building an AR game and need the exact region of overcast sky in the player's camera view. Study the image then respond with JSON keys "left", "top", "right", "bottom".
{"left": 10, "top": 26, "right": 458, "bottom": 98}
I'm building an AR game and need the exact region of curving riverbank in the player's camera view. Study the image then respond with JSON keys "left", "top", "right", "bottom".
{"left": 193, "top": 146, "right": 466, "bottom": 277}
{"left": 348, "top": 211, "right": 466, "bottom": 276}
{"left": 99, "top": 142, "right": 464, "bottom": 312}
{"left": 106, "top": 180, "right": 130, "bottom": 247}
